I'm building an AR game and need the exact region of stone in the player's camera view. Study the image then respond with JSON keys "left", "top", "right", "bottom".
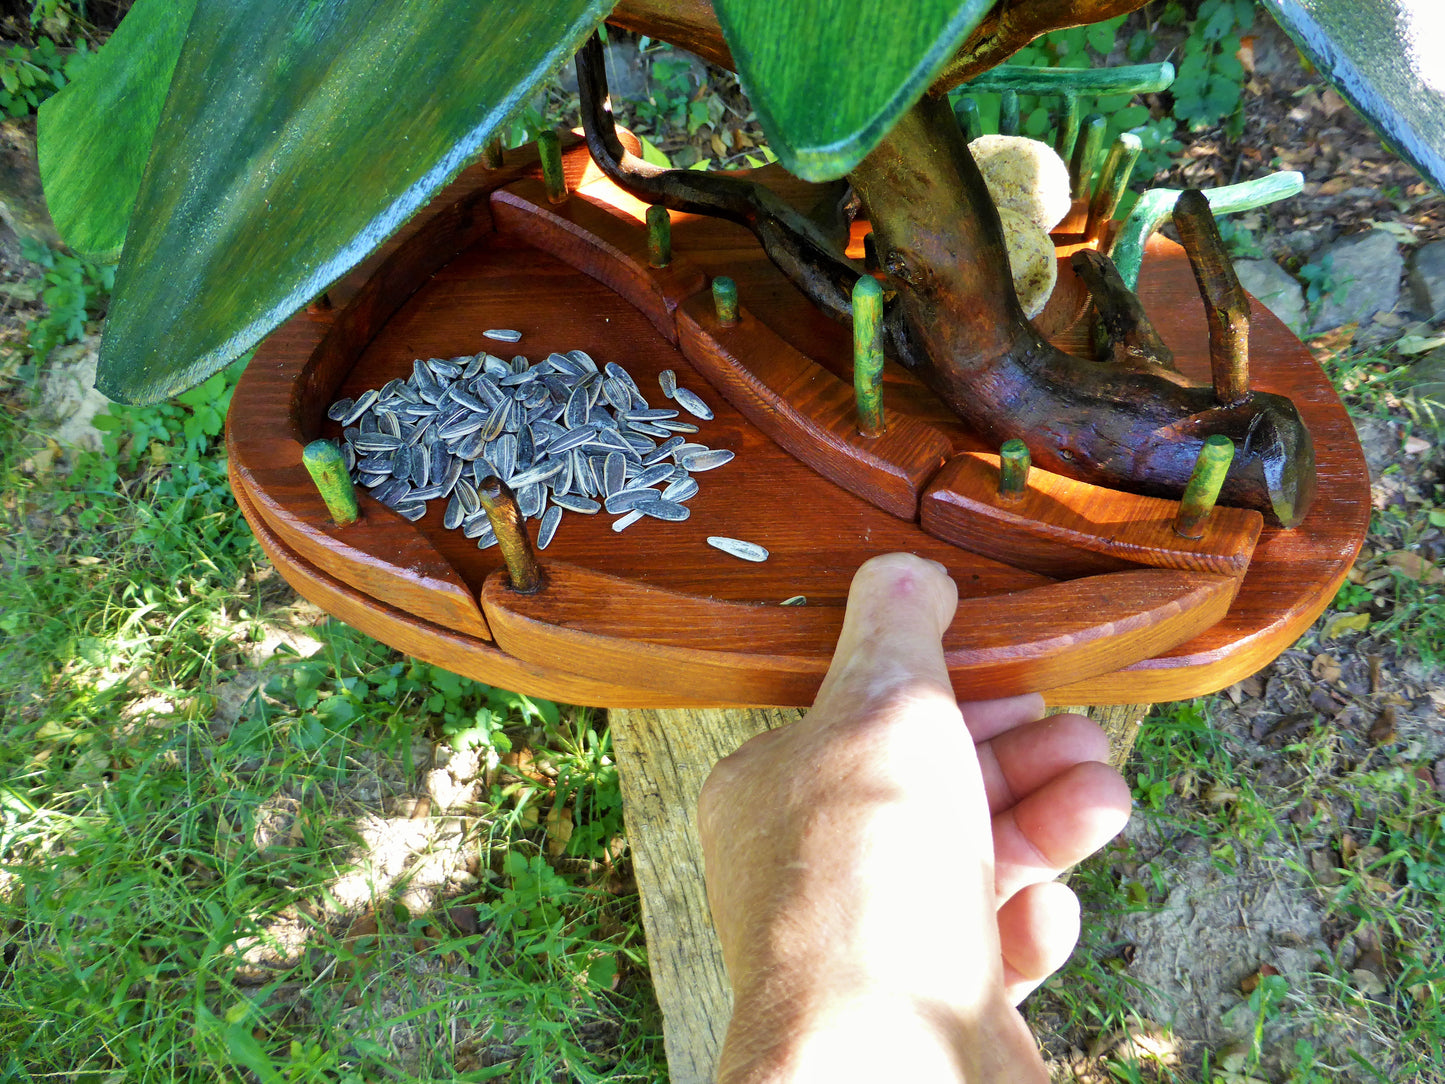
{"left": 1406, "top": 239, "right": 1445, "bottom": 322}
{"left": 33, "top": 331, "right": 110, "bottom": 455}
{"left": 1234, "top": 258, "right": 1307, "bottom": 334}
{"left": 1307, "top": 228, "right": 1404, "bottom": 334}
{"left": 1351, "top": 413, "right": 1398, "bottom": 482}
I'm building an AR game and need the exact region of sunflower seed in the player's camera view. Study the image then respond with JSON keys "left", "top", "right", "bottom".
{"left": 566, "top": 349, "right": 598, "bottom": 373}
{"left": 661, "top": 476, "right": 699, "bottom": 502}
{"left": 455, "top": 477, "right": 479, "bottom": 516}
{"left": 604, "top": 488, "right": 661, "bottom": 514}
{"left": 484, "top": 329, "right": 522, "bottom": 342}
{"left": 339, "top": 388, "right": 379, "bottom": 425}
{"left": 707, "top": 536, "right": 768, "bottom": 562}
{"left": 443, "top": 494, "right": 465, "bottom": 530}
{"left": 395, "top": 501, "right": 428, "bottom": 522}
{"left": 518, "top": 482, "right": 544, "bottom": 518}
{"left": 672, "top": 386, "right": 714, "bottom": 420}
{"left": 631, "top": 462, "right": 676, "bottom": 489}
{"left": 681, "top": 448, "right": 734, "bottom": 472}
{"left": 428, "top": 357, "right": 463, "bottom": 379}
{"left": 636, "top": 498, "right": 690, "bottom": 522}
{"left": 655, "top": 419, "right": 700, "bottom": 434}
{"left": 658, "top": 369, "right": 677, "bottom": 398}
{"left": 611, "top": 509, "right": 645, "bottom": 532}
{"left": 552, "top": 492, "right": 601, "bottom": 514}
{"left": 327, "top": 397, "right": 356, "bottom": 421}
{"left": 781, "top": 596, "right": 806, "bottom": 606}
{"left": 537, "top": 505, "right": 562, "bottom": 549}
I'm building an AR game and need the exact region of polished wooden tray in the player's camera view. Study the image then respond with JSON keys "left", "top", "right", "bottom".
{"left": 226, "top": 137, "right": 1369, "bottom": 708}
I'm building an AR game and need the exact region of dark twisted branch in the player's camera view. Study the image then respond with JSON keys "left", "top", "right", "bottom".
{"left": 575, "top": 35, "right": 861, "bottom": 324}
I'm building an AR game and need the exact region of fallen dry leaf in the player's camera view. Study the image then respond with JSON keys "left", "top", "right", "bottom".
{"left": 1385, "top": 550, "right": 1444, "bottom": 584}
{"left": 1323, "top": 611, "right": 1371, "bottom": 639}
{"left": 1311, "top": 653, "right": 1342, "bottom": 682}
{"left": 1402, "top": 434, "right": 1433, "bottom": 454}
{"left": 1369, "top": 705, "right": 1398, "bottom": 745}
{"left": 1309, "top": 686, "right": 1343, "bottom": 717}
{"left": 545, "top": 803, "right": 574, "bottom": 856}
{"left": 1435, "top": 759, "right": 1445, "bottom": 799}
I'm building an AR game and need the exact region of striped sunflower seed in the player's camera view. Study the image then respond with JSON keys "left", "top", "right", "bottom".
{"left": 672, "top": 386, "right": 714, "bottom": 420}
{"left": 484, "top": 329, "right": 522, "bottom": 342}
{"left": 707, "top": 536, "right": 768, "bottom": 562}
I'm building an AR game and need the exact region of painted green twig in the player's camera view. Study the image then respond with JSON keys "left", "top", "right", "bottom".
{"left": 1108, "top": 171, "right": 1305, "bottom": 291}
{"left": 1085, "top": 132, "right": 1142, "bottom": 238}
{"left": 712, "top": 276, "right": 738, "bottom": 326}
{"left": 482, "top": 137, "right": 504, "bottom": 169}
{"left": 1174, "top": 189, "right": 1251, "bottom": 406}
{"left": 302, "top": 440, "right": 359, "bottom": 526}
{"left": 1174, "top": 435, "right": 1235, "bottom": 538}
{"left": 1054, "top": 90, "right": 1080, "bottom": 164}
{"left": 537, "top": 130, "right": 566, "bottom": 204}
{"left": 965, "top": 62, "right": 1175, "bottom": 96}
{"left": 647, "top": 203, "right": 671, "bottom": 268}
{"left": 477, "top": 476, "right": 544, "bottom": 593}
{"left": 998, "top": 89, "right": 1020, "bottom": 136}
{"left": 852, "top": 275, "right": 886, "bottom": 437}
{"left": 1070, "top": 113, "right": 1106, "bottom": 201}
{"left": 998, "top": 439, "right": 1030, "bottom": 499}
{"left": 954, "top": 95, "right": 983, "bottom": 142}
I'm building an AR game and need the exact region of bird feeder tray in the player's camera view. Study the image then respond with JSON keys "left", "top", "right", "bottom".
{"left": 227, "top": 137, "right": 1369, "bottom": 708}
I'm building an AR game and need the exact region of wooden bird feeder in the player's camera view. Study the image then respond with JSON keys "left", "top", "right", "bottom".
{"left": 227, "top": 133, "right": 1367, "bottom": 1080}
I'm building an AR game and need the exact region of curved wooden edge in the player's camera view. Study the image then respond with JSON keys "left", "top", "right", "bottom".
{"left": 232, "top": 479, "right": 707, "bottom": 709}
{"left": 479, "top": 560, "right": 1240, "bottom": 707}
{"left": 227, "top": 134, "right": 612, "bottom": 642}
{"left": 676, "top": 292, "right": 953, "bottom": 520}
{"left": 490, "top": 178, "right": 707, "bottom": 345}
{"left": 922, "top": 451, "right": 1263, "bottom": 578}
{"left": 227, "top": 321, "right": 492, "bottom": 640}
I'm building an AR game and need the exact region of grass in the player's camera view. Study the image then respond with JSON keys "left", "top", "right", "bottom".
{"left": 0, "top": 280, "right": 665, "bottom": 1081}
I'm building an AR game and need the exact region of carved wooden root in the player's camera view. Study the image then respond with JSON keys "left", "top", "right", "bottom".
{"left": 575, "top": 38, "right": 1316, "bottom": 528}
{"left": 849, "top": 95, "right": 1315, "bottom": 527}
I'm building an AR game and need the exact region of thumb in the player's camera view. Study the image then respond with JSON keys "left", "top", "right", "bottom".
{"left": 810, "top": 553, "right": 960, "bottom": 721}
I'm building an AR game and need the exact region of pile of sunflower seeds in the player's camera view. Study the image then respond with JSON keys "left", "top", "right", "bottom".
{"left": 326, "top": 336, "right": 736, "bottom": 551}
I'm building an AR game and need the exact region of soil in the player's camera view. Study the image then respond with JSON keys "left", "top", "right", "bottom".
{"left": 7, "top": 8, "right": 1444, "bottom": 1083}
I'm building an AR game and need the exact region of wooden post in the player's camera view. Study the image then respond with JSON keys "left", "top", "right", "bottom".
{"left": 608, "top": 700, "right": 1151, "bottom": 1084}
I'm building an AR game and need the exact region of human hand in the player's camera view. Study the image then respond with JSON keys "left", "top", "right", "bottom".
{"left": 697, "top": 553, "right": 1133, "bottom": 1082}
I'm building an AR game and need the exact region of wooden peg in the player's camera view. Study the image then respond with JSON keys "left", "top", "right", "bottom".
{"left": 1174, "top": 435, "right": 1235, "bottom": 539}
{"left": 1173, "top": 188, "right": 1251, "bottom": 406}
{"left": 537, "top": 130, "right": 566, "bottom": 204}
{"left": 1054, "top": 90, "right": 1080, "bottom": 163}
{"left": 1070, "top": 113, "right": 1106, "bottom": 201}
{"left": 483, "top": 136, "right": 504, "bottom": 169}
{"left": 998, "top": 439, "right": 1030, "bottom": 499}
{"left": 954, "top": 95, "right": 983, "bottom": 142}
{"left": 477, "top": 476, "right": 544, "bottom": 594}
{"left": 1086, "top": 132, "right": 1142, "bottom": 238}
{"left": 712, "top": 276, "right": 738, "bottom": 326}
{"left": 1070, "top": 248, "right": 1175, "bottom": 370}
{"left": 647, "top": 203, "right": 672, "bottom": 268}
{"left": 852, "top": 275, "right": 886, "bottom": 437}
{"left": 302, "top": 439, "right": 359, "bottom": 526}
{"left": 998, "top": 89, "right": 1020, "bottom": 135}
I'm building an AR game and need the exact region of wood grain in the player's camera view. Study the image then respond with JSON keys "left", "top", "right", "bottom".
{"left": 677, "top": 292, "right": 953, "bottom": 520}
{"left": 479, "top": 561, "right": 1238, "bottom": 706}
{"left": 228, "top": 157, "right": 1369, "bottom": 706}
{"left": 922, "top": 451, "right": 1263, "bottom": 578}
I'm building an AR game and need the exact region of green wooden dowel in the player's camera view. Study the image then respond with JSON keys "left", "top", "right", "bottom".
{"left": 1085, "top": 132, "right": 1142, "bottom": 238}
{"left": 477, "top": 475, "right": 544, "bottom": 594}
{"left": 998, "top": 439, "right": 1031, "bottom": 498}
{"left": 954, "top": 95, "right": 983, "bottom": 142}
{"left": 966, "top": 62, "right": 1176, "bottom": 96}
{"left": 537, "top": 130, "right": 566, "bottom": 204}
{"left": 998, "top": 89, "right": 1020, "bottom": 136}
{"left": 647, "top": 203, "right": 672, "bottom": 268}
{"left": 1174, "top": 434, "right": 1235, "bottom": 539}
{"left": 302, "top": 439, "right": 359, "bottom": 526}
{"left": 1070, "top": 113, "right": 1105, "bottom": 200}
{"left": 482, "top": 136, "right": 503, "bottom": 169}
{"left": 1108, "top": 171, "right": 1306, "bottom": 291}
{"left": 852, "top": 275, "right": 886, "bottom": 437}
{"left": 712, "top": 276, "right": 738, "bottom": 326}
{"left": 1054, "top": 90, "right": 1080, "bottom": 164}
